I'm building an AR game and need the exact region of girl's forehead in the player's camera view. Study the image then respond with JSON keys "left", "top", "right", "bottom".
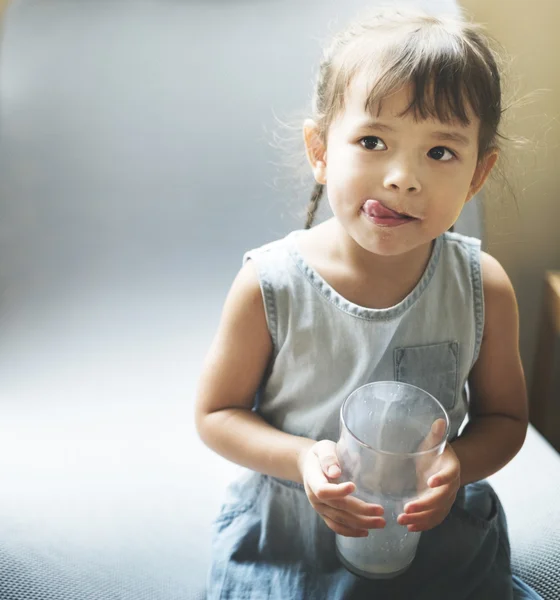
{"left": 340, "top": 74, "right": 479, "bottom": 136}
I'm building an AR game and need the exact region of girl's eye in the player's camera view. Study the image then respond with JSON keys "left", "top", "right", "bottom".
{"left": 428, "top": 146, "right": 455, "bottom": 161}
{"left": 360, "top": 136, "right": 387, "bottom": 151}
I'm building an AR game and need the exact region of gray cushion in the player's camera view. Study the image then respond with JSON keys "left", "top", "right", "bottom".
{"left": 489, "top": 425, "right": 560, "bottom": 599}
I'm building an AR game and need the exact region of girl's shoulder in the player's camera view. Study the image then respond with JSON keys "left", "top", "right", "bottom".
{"left": 440, "top": 231, "right": 483, "bottom": 280}
{"left": 242, "top": 230, "right": 303, "bottom": 265}
{"left": 442, "top": 230, "right": 482, "bottom": 250}
{"left": 478, "top": 250, "right": 516, "bottom": 300}
{"left": 239, "top": 230, "right": 308, "bottom": 353}
{"left": 440, "top": 233, "right": 513, "bottom": 299}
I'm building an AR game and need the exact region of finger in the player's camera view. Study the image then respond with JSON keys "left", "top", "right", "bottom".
{"left": 418, "top": 418, "right": 447, "bottom": 453}
{"left": 312, "top": 481, "right": 356, "bottom": 503}
{"left": 314, "top": 441, "right": 342, "bottom": 479}
{"left": 432, "top": 418, "right": 447, "bottom": 439}
{"left": 305, "top": 452, "right": 356, "bottom": 500}
{"left": 405, "top": 516, "right": 445, "bottom": 532}
{"left": 404, "top": 486, "right": 453, "bottom": 513}
{"left": 329, "top": 496, "right": 385, "bottom": 517}
{"left": 319, "top": 504, "right": 386, "bottom": 531}
{"left": 326, "top": 464, "right": 341, "bottom": 479}
{"left": 397, "top": 509, "right": 440, "bottom": 527}
{"left": 428, "top": 468, "right": 459, "bottom": 488}
{"left": 322, "top": 515, "right": 369, "bottom": 538}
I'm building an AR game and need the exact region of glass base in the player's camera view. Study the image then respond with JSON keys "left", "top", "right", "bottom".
{"left": 336, "top": 547, "right": 413, "bottom": 580}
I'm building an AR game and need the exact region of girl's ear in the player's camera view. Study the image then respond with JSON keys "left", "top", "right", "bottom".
{"left": 466, "top": 149, "right": 499, "bottom": 202}
{"left": 303, "top": 119, "right": 327, "bottom": 185}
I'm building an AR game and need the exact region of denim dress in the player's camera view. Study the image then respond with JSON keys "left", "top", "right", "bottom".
{"left": 207, "top": 231, "right": 541, "bottom": 600}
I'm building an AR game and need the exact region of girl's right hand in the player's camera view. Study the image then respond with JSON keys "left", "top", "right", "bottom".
{"left": 299, "top": 440, "right": 386, "bottom": 537}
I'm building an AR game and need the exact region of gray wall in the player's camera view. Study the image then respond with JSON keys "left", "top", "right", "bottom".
{"left": 0, "top": 0, "right": 470, "bottom": 315}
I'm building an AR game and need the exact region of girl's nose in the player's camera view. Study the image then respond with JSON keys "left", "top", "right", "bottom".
{"left": 383, "top": 164, "right": 421, "bottom": 194}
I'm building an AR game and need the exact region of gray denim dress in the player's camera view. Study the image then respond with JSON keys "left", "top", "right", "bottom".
{"left": 207, "top": 230, "right": 540, "bottom": 600}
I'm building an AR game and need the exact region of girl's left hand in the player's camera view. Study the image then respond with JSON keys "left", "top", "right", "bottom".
{"left": 397, "top": 443, "right": 461, "bottom": 532}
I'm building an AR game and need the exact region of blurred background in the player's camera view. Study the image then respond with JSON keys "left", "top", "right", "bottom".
{"left": 0, "top": 0, "right": 558, "bottom": 597}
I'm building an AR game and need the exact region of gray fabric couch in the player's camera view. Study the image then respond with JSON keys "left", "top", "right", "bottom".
{"left": 0, "top": 1, "right": 558, "bottom": 599}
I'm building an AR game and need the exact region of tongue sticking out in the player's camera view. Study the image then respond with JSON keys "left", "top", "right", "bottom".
{"left": 363, "top": 199, "right": 407, "bottom": 219}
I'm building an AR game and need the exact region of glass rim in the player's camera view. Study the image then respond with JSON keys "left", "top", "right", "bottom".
{"left": 340, "top": 381, "right": 450, "bottom": 457}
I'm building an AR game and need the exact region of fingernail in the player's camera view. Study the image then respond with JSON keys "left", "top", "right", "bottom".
{"left": 327, "top": 466, "right": 339, "bottom": 477}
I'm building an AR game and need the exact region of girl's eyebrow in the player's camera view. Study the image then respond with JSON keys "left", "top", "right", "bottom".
{"left": 357, "top": 120, "right": 471, "bottom": 147}
{"left": 430, "top": 131, "right": 471, "bottom": 147}
{"left": 357, "top": 120, "right": 395, "bottom": 133}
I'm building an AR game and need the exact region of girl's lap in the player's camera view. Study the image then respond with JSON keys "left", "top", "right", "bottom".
{"left": 209, "top": 477, "right": 539, "bottom": 600}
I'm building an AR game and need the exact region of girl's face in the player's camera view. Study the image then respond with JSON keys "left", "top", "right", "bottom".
{"left": 305, "top": 76, "right": 497, "bottom": 257}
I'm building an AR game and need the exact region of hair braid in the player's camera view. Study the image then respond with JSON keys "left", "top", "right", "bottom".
{"left": 305, "top": 183, "right": 324, "bottom": 229}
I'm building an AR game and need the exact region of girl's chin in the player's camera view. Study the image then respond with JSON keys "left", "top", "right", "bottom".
{"left": 353, "top": 235, "right": 416, "bottom": 257}
{"left": 350, "top": 228, "right": 433, "bottom": 258}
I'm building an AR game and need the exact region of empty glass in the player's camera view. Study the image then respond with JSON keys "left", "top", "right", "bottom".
{"left": 335, "top": 381, "right": 449, "bottom": 579}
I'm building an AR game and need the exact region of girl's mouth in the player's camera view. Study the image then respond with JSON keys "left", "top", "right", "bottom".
{"left": 361, "top": 199, "right": 417, "bottom": 227}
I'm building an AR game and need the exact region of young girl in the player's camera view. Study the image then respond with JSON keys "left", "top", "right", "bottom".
{"left": 195, "top": 8, "right": 541, "bottom": 599}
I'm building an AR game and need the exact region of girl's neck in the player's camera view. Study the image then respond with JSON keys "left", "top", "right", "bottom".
{"left": 321, "top": 217, "right": 433, "bottom": 280}
{"left": 297, "top": 218, "right": 436, "bottom": 310}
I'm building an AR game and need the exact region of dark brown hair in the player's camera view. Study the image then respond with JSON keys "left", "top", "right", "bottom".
{"left": 305, "top": 8, "right": 503, "bottom": 229}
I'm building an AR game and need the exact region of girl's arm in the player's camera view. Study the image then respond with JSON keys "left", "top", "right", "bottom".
{"left": 195, "top": 260, "right": 316, "bottom": 484}
{"left": 451, "top": 251, "right": 529, "bottom": 487}
{"left": 196, "top": 261, "right": 386, "bottom": 536}
{"left": 398, "top": 252, "right": 529, "bottom": 532}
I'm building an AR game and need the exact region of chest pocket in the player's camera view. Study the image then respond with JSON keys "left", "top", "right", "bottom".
{"left": 394, "top": 341, "right": 459, "bottom": 412}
